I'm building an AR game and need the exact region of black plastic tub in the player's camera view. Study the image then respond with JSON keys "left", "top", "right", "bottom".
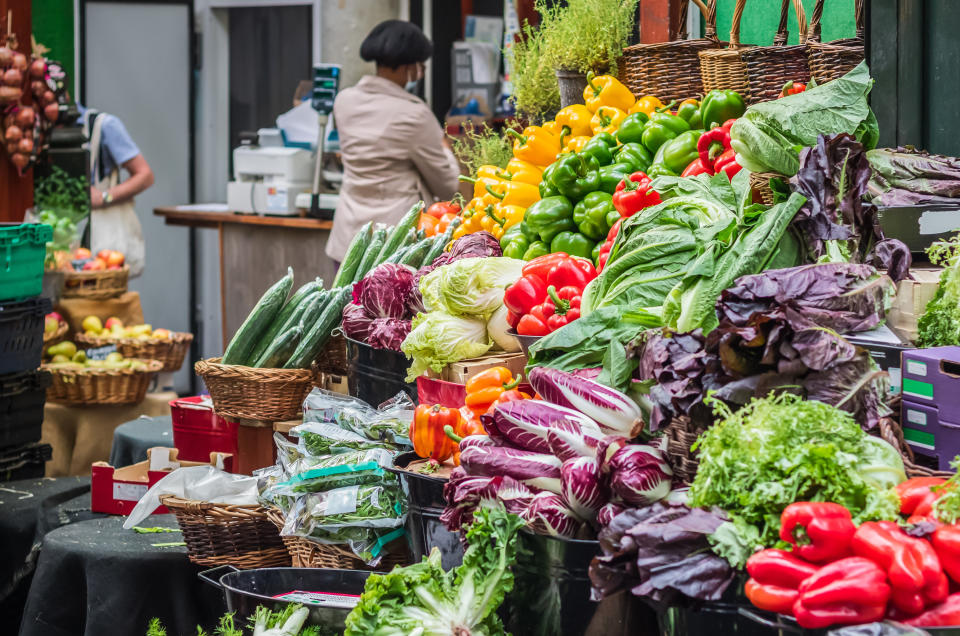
{"left": 387, "top": 451, "right": 464, "bottom": 570}
{"left": 0, "top": 442, "right": 51, "bottom": 481}
{"left": 0, "top": 297, "right": 51, "bottom": 375}
{"left": 345, "top": 337, "right": 417, "bottom": 407}
{"left": 502, "top": 530, "right": 658, "bottom": 636}
{"left": 199, "top": 566, "right": 372, "bottom": 631}
{"left": 0, "top": 370, "right": 51, "bottom": 450}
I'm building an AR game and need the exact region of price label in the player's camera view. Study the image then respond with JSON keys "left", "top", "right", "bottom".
{"left": 85, "top": 344, "right": 118, "bottom": 360}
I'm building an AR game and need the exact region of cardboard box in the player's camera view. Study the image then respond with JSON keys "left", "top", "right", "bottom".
{"left": 901, "top": 399, "right": 960, "bottom": 471}
{"left": 441, "top": 352, "right": 527, "bottom": 384}
{"left": 888, "top": 268, "right": 942, "bottom": 343}
{"left": 901, "top": 346, "right": 960, "bottom": 411}
{"left": 91, "top": 447, "right": 233, "bottom": 515}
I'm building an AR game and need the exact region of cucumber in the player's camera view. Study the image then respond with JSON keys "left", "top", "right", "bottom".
{"left": 354, "top": 228, "right": 388, "bottom": 282}
{"left": 299, "top": 289, "right": 331, "bottom": 330}
{"left": 383, "top": 244, "right": 412, "bottom": 264}
{"left": 284, "top": 287, "right": 352, "bottom": 368}
{"left": 253, "top": 321, "right": 303, "bottom": 368}
{"left": 422, "top": 218, "right": 460, "bottom": 265}
{"left": 247, "top": 278, "right": 322, "bottom": 364}
{"left": 332, "top": 222, "right": 372, "bottom": 287}
{"left": 222, "top": 267, "right": 294, "bottom": 365}
{"left": 399, "top": 237, "right": 434, "bottom": 268}
{"left": 376, "top": 201, "right": 424, "bottom": 265}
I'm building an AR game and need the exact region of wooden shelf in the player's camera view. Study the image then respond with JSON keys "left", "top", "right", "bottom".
{"left": 154, "top": 206, "right": 333, "bottom": 230}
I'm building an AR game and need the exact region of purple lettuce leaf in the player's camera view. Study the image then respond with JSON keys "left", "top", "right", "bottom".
{"left": 366, "top": 317, "right": 411, "bottom": 352}
{"left": 341, "top": 302, "right": 375, "bottom": 342}
{"left": 355, "top": 263, "right": 417, "bottom": 319}
{"left": 522, "top": 491, "right": 585, "bottom": 538}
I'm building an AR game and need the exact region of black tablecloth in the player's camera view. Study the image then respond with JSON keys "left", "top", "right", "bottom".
{"left": 108, "top": 415, "right": 174, "bottom": 468}
{"left": 0, "top": 477, "right": 99, "bottom": 631}
{"left": 19, "top": 514, "right": 223, "bottom": 636}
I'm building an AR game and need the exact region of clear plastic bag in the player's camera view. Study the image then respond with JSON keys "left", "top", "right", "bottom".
{"left": 290, "top": 421, "right": 393, "bottom": 456}
{"left": 270, "top": 448, "right": 398, "bottom": 496}
{"left": 301, "top": 388, "right": 414, "bottom": 448}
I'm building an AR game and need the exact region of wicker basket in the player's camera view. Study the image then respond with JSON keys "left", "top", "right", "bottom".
{"left": 76, "top": 331, "right": 193, "bottom": 372}
{"left": 42, "top": 321, "right": 68, "bottom": 348}
{"left": 806, "top": 0, "right": 864, "bottom": 83}
{"left": 741, "top": 0, "right": 811, "bottom": 104}
{"left": 266, "top": 507, "right": 409, "bottom": 571}
{"left": 749, "top": 171, "right": 787, "bottom": 205}
{"left": 620, "top": 0, "right": 720, "bottom": 103}
{"left": 316, "top": 331, "right": 348, "bottom": 376}
{"left": 195, "top": 357, "right": 317, "bottom": 422}
{"left": 698, "top": 0, "right": 752, "bottom": 95}
{"left": 43, "top": 358, "right": 163, "bottom": 405}
{"left": 161, "top": 496, "right": 291, "bottom": 568}
{"left": 62, "top": 266, "right": 129, "bottom": 300}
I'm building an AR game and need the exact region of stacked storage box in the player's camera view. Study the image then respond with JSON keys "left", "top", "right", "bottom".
{"left": 0, "top": 223, "right": 54, "bottom": 480}
{"left": 901, "top": 346, "right": 960, "bottom": 471}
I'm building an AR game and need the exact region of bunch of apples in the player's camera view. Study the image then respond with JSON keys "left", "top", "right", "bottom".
{"left": 82, "top": 315, "right": 171, "bottom": 340}
{"left": 45, "top": 340, "right": 149, "bottom": 371}
{"left": 71, "top": 247, "right": 125, "bottom": 271}
{"left": 44, "top": 311, "right": 64, "bottom": 335}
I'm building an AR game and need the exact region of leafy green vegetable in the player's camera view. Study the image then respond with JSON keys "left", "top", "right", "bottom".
{"left": 919, "top": 233, "right": 960, "bottom": 347}
{"left": 690, "top": 393, "right": 901, "bottom": 568}
{"left": 933, "top": 457, "right": 960, "bottom": 524}
{"left": 420, "top": 257, "right": 523, "bottom": 319}
{"left": 401, "top": 311, "right": 491, "bottom": 381}
{"left": 344, "top": 506, "right": 524, "bottom": 636}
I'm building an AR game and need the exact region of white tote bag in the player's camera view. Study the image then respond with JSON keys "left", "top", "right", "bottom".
{"left": 85, "top": 111, "right": 146, "bottom": 277}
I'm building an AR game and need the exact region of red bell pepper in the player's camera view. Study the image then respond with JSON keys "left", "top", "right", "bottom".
{"left": 744, "top": 549, "right": 819, "bottom": 614}
{"left": 780, "top": 80, "right": 807, "bottom": 98}
{"left": 516, "top": 312, "right": 549, "bottom": 336}
{"left": 521, "top": 252, "right": 569, "bottom": 280}
{"left": 506, "top": 309, "right": 521, "bottom": 329}
{"left": 680, "top": 158, "right": 713, "bottom": 177}
{"left": 932, "top": 524, "right": 960, "bottom": 584}
{"left": 503, "top": 273, "right": 548, "bottom": 316}
{"left": 596, "top": 219, "right": 621, "bottom": 273}
{"left": 779, "top": 502, "right": 856, "bottom": 564}
{"left": 524, "top": 253, "right": 596, "bottom": 289}
{"left": 904, "top": 592, "right": 960, "bottom": 627}
{"left": 897, "top": 477, "right": 948, "bottom": 516}
{"left": 697, "top": 119, "right": 736, "bottom": 166}
{"left": 793, "top": 557, "right": 890, "bottom": 629}
{"left": 852, "top": 520, "right": 949, "bottom": 615}
{"left": 612, "top": 172, "right": 661, "bottom": 218}
{"left": 713, "top": 148, "right": 742, "bottom": 179}
{"left": 544, "top": 286, "right": 582, "bottom": 331}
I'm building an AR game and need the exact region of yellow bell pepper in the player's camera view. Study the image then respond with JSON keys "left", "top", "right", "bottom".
{"left": 475, "top": 164, "right": 507, "bottom": 182}
{"left": 555, "top": 104, "right": 594, "bottom": 140}
{"left": 484, "top": 180, "right": 540, "bottom": 209}
{"left": 507, "top": 126, "right": 561, "bottom": 168}
{"left": 563, "top": 135, "right": 592, "bottom": 154}
{"left": 541, "top": 120, "right": 563, "bottom": 137}
{"left": 583, "top": 72, "right": 635, "bottom": 114}
{"left": 630, "top": 95, "right": 663, "bottom": 116}
{"left": 481, "top": 203, "right": 525, "bottom": 240}
{"left": 497, "top": 162, "right": 541, "bottom": 187}
{"left": 505, "top": 158, "right": 542, "bottom": 179}
{"left": 453, "top": 197, "right": 485, "bottom": 239}
{"left": 458, "top": 174, "right": 502, "bottom": 200}
{"left": 590, "top": 106, "right": 627, "bottom": 137}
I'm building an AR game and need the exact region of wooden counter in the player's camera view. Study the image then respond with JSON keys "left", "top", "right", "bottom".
{"left": 155, "top": 206, "right": 338, "bottom": 347}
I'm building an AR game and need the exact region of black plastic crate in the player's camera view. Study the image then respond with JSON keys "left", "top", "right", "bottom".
{"left": 0, "top": 442, "right": 51, "bottom": 481}
{"left": 0, "top": 296, "right": 51, "bottom": 375}
{"left": 0, "top": 370, "right": 51, "bottom": 450}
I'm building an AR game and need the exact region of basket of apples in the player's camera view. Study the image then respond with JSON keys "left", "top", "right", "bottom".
{"left": 43, "top": 339, "right": 163, "bottom": 405}
{"left": 42, "top": 311, "right": 68, "bottom": 347}
{"left": 62, "top": 248, "right": 128, "bottom": 299}
{"left": 74, "top": 315, "right": 194, "bottom": 372}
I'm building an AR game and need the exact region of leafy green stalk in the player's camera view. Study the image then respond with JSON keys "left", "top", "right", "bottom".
{"left": 918, "top": 233, "right": 960, "bottom": 347}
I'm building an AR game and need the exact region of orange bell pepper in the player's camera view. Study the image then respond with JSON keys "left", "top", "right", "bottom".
{"left": 410, "top": 404, "right": 461, "bottom": 462}
{"left": 630, "top": 95, "right": 663, "bottom": 116}
{"left": 464, "top": 367, "right": 522, "bottom": 417}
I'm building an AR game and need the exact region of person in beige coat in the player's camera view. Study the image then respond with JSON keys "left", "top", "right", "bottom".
{"left": 326, "top": 20, "right": 461, "bottom": 264}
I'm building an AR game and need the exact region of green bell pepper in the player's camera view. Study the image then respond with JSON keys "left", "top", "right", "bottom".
{"left": 549, "top": 153, "right": 601, "bottom": 202}
{"left": 657, "top": 130, "right": 702, "bottom": 175}
{"left": 573, "top": 191, "right": 617, "bottom": 240}
{"left": 524, "top": 195, "right": 576, "bottom": 244}
{"left": 677, "top": 102, "right": 702, "bottom": 129}
{"left": 615, "top": 143, "right": 653, "bottom": 173}
{"left": 645, "top": 163, "right": 677, "bottom": 179}
{"left": 589, "top": 132, "right": 618, "bottom": 149}
{"left": 500, "top": 223, "right": 536, "bottom": 260}
{"left": 597, "top": 163, "right": 633, "bottom": 194}
{"left": 591, "top": 242, "right": 602, "bottom": 265}
{"left": 539, "top": 180, "right": 561, "bottom": 198}
{"left": 550, "top": 230, "right": 595, "bottom": 260}
{"left": 523, "top": 240, "right": 550, "bottom": 260}
{"left": 641, "top": 111, "right": 690, "bottom": 155}
{"left": 581, "top": 138, "right": 614, "bottom": 167}
{"left": 700, "top": 89, "right": 746, "bottom": 129}
{"left": 615, "top": 112, "right": 649, "bottom": 145}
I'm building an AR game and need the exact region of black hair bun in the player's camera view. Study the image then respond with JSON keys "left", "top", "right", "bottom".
{"left": 360, "top": 20, "right": 433, "bottom": 68}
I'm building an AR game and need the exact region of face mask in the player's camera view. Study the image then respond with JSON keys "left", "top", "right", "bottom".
{"left": 405, "top": 79, "right": 419, "bottom": 93}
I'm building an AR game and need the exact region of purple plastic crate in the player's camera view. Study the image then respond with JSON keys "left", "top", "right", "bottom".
{"left": 901, "top": 346, "right": 960, "bottom": 412}
{"left": 901, "top": 398, "right": 960, "bottom": 471}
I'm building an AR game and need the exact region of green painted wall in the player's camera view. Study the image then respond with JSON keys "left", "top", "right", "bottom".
{"left": 32, "top": 0, "right": 75, "bottom": 88}
{"left": 714, "top": 0, "right": 857, "bottom": 46}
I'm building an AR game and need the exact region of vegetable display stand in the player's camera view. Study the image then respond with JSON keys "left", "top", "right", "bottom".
{"left": 805, "top": 0, "right": 864, "bottom": 83}
{"left": 749, "top": 171, "right": 787, "bottom": 205}
{"left": 0, "top": 296, "right": 51, "bottom": 374}
{"left": 345, "top": 337, "right": 416, "bottom": 407}
{"left": 387, "top": 451, "right": 465, "bottom": 570}
{"left": 698, "top": 0, "right": 752, "bottom": 95}
{"left": 265, "top": 507, "right": 410, "bottom": 572}
{"left": 43, "top": 320, "right": 68, "bottom": 348}
{"left": 77, "top": 331, "right": 194, "bottom": 372}
{"left": 194, "top": 357, "right": 316, "bottom": 422}
{"left": 502, "top": 531, "right": 657, "bottom": 636}
{"left": 0, "top": 370, "right": 51, "bottom": 450}
{"left": 43, "top": 359, "right": 163, "bottom": 405}
{"left": 556, "top": 69, "right": 588, "bottom": 108}
{"left": 159, "top": 495, "right": 291, "bottom": 568}
{"left": 741, "top": 0, "right": 811, "bottom": 104}
{"left": 62, "top": 266, "right": 129, "bottom": 300}
{"left": 619, "top": 0, "right": 719, "bottom": 103}
{"left": 0, "top": 223, "right": 53, "bottom": 303}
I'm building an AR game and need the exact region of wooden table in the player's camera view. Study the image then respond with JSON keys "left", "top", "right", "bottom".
{"left": 154, "top": 206, "right": 337, "bottom": 348}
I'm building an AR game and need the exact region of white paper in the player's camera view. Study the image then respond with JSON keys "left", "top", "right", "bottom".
{"left": 277, "top": 100, "right": 320, "bottom": 146}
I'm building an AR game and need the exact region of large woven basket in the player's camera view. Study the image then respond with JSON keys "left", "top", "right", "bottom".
{"left": 62, "top": 266, "right": 129, "bottom": 300}
{"left": 43, "top": 358, "right": 163, "bottom": 405}
{"left": 76, "top": 331, "right": 193, "bottom": 372}
{"left": 42, "top": 321, "right": 68, "bottom": 348}
{"left": 316, "top": 331, "right": 348, "bottom": 376}
{"left": 620, "top": 0, "right": 720, "bottom": 103}
{"left": 749, "top": 171, "right": 788, "bottom": 205}
{"left": 698, "top": 0, "right": 752, "bottom": 95}
{"left": 806, "top": 0, "right": 864, "bottom": 83}
{"left": 741, "top": 0, "right": 810, "bottom": 104}
{"left": 161, "top": 495, "right": 291, "bottom": 568}
{"left": 195, "top": 357, "right": 317, "bottom": 422}
{"left": 266, "top": 507, "right": 409, "bottom": 571}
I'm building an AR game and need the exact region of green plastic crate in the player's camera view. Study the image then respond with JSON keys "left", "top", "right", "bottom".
{"left": 0, "top": 223, "right": 53, "bottom": 303}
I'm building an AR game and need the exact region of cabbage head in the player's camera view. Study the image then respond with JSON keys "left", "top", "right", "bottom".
{"left": 401, "top": 311, "right": 491, "bottom": 381}
{"left": 420, "top": 257, "right": 523, "bottom": 319}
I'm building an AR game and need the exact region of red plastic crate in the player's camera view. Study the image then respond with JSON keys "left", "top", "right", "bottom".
{"left": 170, "top": 396, "right": 239, "bottom": 464}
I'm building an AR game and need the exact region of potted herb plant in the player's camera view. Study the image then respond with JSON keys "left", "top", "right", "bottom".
{"left": 505, "top": 20, "right": 561, "bottom": 123}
